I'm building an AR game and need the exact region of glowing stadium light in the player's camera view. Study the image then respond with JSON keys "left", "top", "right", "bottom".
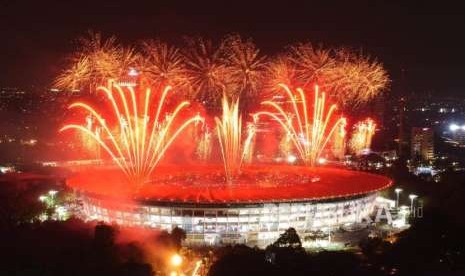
{"left": 287, "top": 154, "right": 297, "bottom": 163}
{"left": 409, "top": 194, "right": 418, "bottom": 213}
{"left": 170, "top": 254, "right": 183, "bottom": 267}
{"left": 450, "top": 123, "right": 460, "bottom": 131}
{"left": 317, "top": 157, "right": 327, "bottom": 165}
{"left": 395, "top": 188, "right": 403, "bottom": 208}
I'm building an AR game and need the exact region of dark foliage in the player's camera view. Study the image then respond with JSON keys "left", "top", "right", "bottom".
{"left": 171, "top": 226, "right": 187, "bottom": 250}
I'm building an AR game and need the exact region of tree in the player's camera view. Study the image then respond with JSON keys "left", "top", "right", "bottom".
{"left": 118, "top": 261, "right": 154, "bottom": 276}
{"left": 208, "top": 245, "right": 272, "bottom": 276}
{"left": 171, "top": 226, "right": 187, "bottom": 250}
{"left": 272, "top": 227, "right": 302, "bottom": 248}
{"left": 0, "top": 178, "right": 46, "bottom": 227}
{"left": 94, "top": 223, "right": 116, "bottom": 250}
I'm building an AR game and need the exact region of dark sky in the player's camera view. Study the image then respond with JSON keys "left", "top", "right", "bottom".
{"left": 1, "top": 0, "right": 464, "bottom": 96}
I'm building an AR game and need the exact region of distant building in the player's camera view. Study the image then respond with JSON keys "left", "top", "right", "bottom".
{"left": 411, "top": 127, "right": 434, "bottom": 161}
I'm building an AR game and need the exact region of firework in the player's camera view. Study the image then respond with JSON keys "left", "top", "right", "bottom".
{"left": 331, "top": 118, "right": 347, "bottom": 159}
{"left": 222, "top": 34, "right": 267, "bottom": 100}
{"left": 56, "top": 33, "right": 389, "bottom": 110}
{"left": 60, "top": 83, "right": 203, "bottom": 185}
{"left": 328, "top": 49, "right": 390, "bottom": 105}
{"left": 289, "top": 43, "right": 335, "bottom": 88}
{"left": 182, "top": 37, "right": 232, "bottom": 106}
{"left": 349, "top": 118, "right": 376, "bottom": 155}
{"left": 196, "top": 126, "right": 213, "bottom": 161}
{"left": 137, "top": 39, "right": 187, "bottom": 88}
{"left": 266, "top": 55, "right": 298, "bottom": 94}
{"left": 281, "top": 43, "right": 389, "bottom": 106}
{"left": 242, "top": 117, "right": 258, "bottom": 164}
{"left": 114, "top": 47, "right": 139, "bottom": 81}
{"left": 256, "top": 84, "right": 346, "bottom": 166}
{"left": 55, "top": 31, "right": 138, "bottom": 92}
{"left": 279, "top": 130, "right": 294, "bottom": 157}
{"left": 78, "top": 114, "right": 101, "bottom": 157}
{"left": 215, "top": 96, "right": 256, "bottom": 183}
{"left": 54, "top": 57, "right": 91, "bottom": 91}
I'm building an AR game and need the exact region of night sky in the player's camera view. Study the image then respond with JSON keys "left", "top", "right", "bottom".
{"left": 1, "top": 0, "right": 464, "bottom": 96}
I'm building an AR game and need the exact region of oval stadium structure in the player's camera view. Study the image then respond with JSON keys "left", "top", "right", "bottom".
{"left": 68, "top": 165, "right": 392, "bottom": 247}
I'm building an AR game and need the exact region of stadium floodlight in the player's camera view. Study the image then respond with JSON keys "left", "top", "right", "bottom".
{"left": 450, "top": 123, "right": 460, "bottom": 131}
{"left": 395, "top": 188, "right": 403, "bottom": 208}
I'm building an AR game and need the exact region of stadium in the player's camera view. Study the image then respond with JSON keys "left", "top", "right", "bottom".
{"left": 68, "top": 164, "right": 392, "bottom": 247}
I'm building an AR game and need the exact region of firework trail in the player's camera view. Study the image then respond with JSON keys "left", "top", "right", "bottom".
{"left": 55, "top": 31, "right": 138, "bottom": 92}
{"left": 274, "top": 43, "right": 389, "bottom": 106}
{"left": 137, "top": 39, "right": 187, "bottom": 88}
{"left": 331, "top": 118, "right": 347, "bottom": 159}
{"left": 349, "top": 118, "right": 376, "bottom": 155}
{"left": 256, "top": 84, "right": 346, "bottom": 166}
{"left": 215, "top": 96, "right": 256, "bottom": 183}
{"left": 61, "top": 83, "right": 203, "bottom": 185}
{"left": 196, "top": 126, "right": 213, "bottom": 161}
{"left": 222, "top": 34, "right": 268, "bottom": 100}
{"left": 182, "top": 37, "right": 232, "bottom": 107}
{"left": 289, "top": 43, "right": 335, "bottom": 88}
{"left": 266, "top": 55, "right": 298, "bottom": 94}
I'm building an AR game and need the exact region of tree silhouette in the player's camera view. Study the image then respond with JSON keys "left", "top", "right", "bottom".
{"left": 273, "top": 227, "right": 302, "bottom": 248}
{"left": 171, "top": 226, "right": 187, "bottom": 250}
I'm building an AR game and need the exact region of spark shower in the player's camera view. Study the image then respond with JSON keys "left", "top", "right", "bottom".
{"left": 61, "top": 83, "right": 202, "bottom": 185}
{"left": 62, "top": 81, "right": 351, "bottom": 185}
{"left": 256, "top": 84, "right": 347, "bottom": 166}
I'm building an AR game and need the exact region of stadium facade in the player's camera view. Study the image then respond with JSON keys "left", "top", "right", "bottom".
{"left": 73, "top": 166, "right": 391, "bottom": 247}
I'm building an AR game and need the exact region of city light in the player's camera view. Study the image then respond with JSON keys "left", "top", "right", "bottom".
{"left": 449, "top": 123, "right": 465, "bottom": 132}
{"left": 37, "top": 190, "right": 70, "bottom": 221}
{"left": 450, "top": 124, "right": 459, "bottom": 131}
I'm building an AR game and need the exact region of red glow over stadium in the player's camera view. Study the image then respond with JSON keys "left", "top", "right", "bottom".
{"left": 68, "top": 165, "right": 392, "bottom": 204}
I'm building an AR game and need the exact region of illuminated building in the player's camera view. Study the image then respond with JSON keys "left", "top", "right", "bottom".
{"left": 69, "top": 165, "right": 392, "bottom": 247}
{"left": 411, "top": 127, "right": 434, "bottom": 161}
